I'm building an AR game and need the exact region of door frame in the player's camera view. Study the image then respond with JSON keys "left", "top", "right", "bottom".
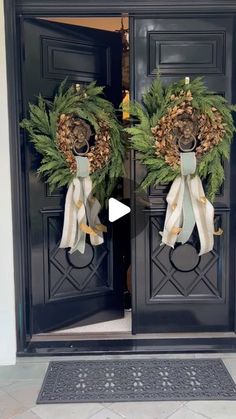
{"left": 4, "top": 0, "right": 236, "bottom": 355}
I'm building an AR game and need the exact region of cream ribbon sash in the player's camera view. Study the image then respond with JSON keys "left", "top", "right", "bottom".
{"left": 161, "top": 152, "right": 215, "bottom": 256}
{"left": 59, "top": 156, "right": 104, "bottom": 254}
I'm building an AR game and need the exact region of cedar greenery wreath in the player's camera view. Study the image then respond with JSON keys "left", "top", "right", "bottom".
{"left": 126, "top": 76, "right": 236, "bottom": 202}
{"left": 21, "top": 80, "right": 124, "bottom": 206}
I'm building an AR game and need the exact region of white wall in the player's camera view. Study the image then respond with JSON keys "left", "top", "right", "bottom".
{"left": 0, "top": 0, "right": 16, "bottom": 365}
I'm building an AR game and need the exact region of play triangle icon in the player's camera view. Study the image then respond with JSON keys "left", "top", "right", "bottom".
{"left": 108, "top": 198, "right": 131, "bottom": 222}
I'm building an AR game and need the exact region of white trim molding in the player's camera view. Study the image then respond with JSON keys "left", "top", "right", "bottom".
{"left": 0, "top": 0, "right": 16, "bottom": 365}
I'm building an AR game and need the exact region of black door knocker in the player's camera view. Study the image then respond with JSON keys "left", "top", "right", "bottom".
{"left": 177, "top": 119, "right": 197, "bottom": 152}
{"left": 72, "top": 118, "right": 91, "bottom": 156}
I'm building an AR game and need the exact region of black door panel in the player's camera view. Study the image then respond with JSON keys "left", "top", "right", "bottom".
{"left": 132, "top": 16, "right": 234, "bottom": 333}
{"left": 21, "top": 18, "right": 123, "bottom": 333}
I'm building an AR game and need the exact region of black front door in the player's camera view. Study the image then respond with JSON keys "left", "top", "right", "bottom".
{"left": 132, "top": 16, "right": 236, "bottom": 333}
{"left": 21, "top": 18, "right": 123, "bottom": 333}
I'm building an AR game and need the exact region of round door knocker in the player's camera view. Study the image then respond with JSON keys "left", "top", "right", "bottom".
{"left": 71, "top": 118, "right": 92, "bottom": 156}
{"left": 176, "top": 118, "right": 198, "bottom": 153}
{"left": 73, "top": 139, "right": 90, "bottom": 156}
{"left": 178, "top": 135, "right": 197, "bottom": 152}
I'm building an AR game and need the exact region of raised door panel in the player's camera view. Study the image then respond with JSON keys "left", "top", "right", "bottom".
{"left": 149, "top": 213, "right": 227, "bottom": 303}
{"left": 134, "top": 18, "right": 231, "bottom": 102}
{"left": 42, "top": 37, "right": 111, "bottom": 85}
{"left": 42, "top": 211, "right": 110, "bottom": 303}
{"left": 148, "top": 32, "right": 225, "bottom": 75}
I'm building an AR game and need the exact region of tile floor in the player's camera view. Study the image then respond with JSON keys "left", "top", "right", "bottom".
{"left": 1, "top": 353, "right": 236, "bottom": 419}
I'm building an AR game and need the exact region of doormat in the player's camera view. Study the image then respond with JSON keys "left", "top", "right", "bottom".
{"left": 37, "top": 358, "right": 236, "bottom": 403}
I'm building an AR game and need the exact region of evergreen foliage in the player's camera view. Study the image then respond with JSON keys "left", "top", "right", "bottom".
{"left": 126, "top": 76, "right": 236, "bottom": 202}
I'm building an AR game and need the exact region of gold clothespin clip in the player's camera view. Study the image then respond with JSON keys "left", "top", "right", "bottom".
{"left": 214, "top": 228, "right": 223, "bottom": 236}
{"left": 171, "top": 227, "right": 182, "bottom": 235}
{"left": 199, "top": 196, "right": 207, "bottom": 205}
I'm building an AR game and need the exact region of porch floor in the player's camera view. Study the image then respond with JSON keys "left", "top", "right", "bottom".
{"left": 50, "top": 310, "right": 132, "bottom": 335}
{"left": 1, "top": 353, "right": 236, "bottom": 418}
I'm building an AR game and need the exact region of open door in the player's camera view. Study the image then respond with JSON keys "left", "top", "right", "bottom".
{"left": 20, "top": 18, "right": 123, "bottom": 333}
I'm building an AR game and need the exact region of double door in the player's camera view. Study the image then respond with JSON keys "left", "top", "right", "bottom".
{"left": 21, "top": 15, "right": 236, "bottom": 336}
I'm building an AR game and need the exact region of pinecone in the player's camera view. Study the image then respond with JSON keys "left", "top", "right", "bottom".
{"left": 87, "top": 125, "right": 111, "bottom": 173}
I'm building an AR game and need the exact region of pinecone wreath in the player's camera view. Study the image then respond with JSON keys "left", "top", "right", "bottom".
{"left": 21, "top": 80, "right": 125, "bottom": 206}
{"left": 151, "top": 91, "right": 226, "bottom": 168}
{"left": 56, "top": 115, "right": 112, "bottom": 175}
{"left": 21, "top": 80, "right": 125, "bottom": 254}
{"left": 126, "top": 75, "right": 236, "bottom": 202}
{"left": 126, "top": 75, "right": 236, "bottom": 255}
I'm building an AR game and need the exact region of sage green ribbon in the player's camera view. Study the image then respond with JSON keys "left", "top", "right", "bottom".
{"left": 161, "top": 151, "right": 215, "bottom": 255}
{"left": 59, "top": 156, "right": 105, "bottom": 254}
{"left": 177, "top": 152, "right": 196, "bottom": 244}
{"left": 76, "top": 156, "right": 89, "bottom": 178}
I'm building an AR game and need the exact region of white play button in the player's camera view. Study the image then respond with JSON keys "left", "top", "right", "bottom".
{"left": 108, "top": 198, "right": 131, "bottom": 222}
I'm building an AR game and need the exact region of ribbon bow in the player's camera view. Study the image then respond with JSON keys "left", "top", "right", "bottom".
{"left": 59, "top": 156, "right": 106, "bottom": 254}
{"left": 161, "top": 152, "right": 216, "bottom": 256}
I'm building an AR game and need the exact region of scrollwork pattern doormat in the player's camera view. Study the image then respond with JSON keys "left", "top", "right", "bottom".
{"left": 37, "top": 359, "right": 236, "bottom": 403}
